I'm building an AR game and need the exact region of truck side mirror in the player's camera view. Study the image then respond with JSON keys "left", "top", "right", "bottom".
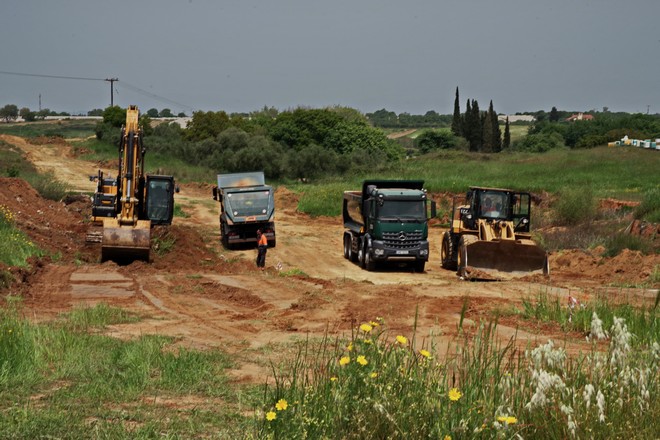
{"left": 175, "top": 185, "right": 180, "bottom": 194}
{"left": 212, "top": 186, "right": 217, "bottom": 201}
{"left": 430, "top": 201, "right": 437, "bottom": 219}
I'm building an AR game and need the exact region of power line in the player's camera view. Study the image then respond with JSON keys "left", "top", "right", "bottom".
{"left": 0, "top": 70, "right": 105, "bottom": 82}
{"left": 118, "top": 81, "right": 195, "bottom": 112}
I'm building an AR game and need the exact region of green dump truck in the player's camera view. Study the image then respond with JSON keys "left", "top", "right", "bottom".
{"left": 342, "top": 180, "right": 436, "bottom": 272}
{"left": 212, "top": 172, "right": 275, "bottom": 249}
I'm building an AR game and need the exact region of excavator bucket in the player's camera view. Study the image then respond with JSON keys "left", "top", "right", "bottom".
{"left": 101, "top": 218, "right": 151, "bottom": 263}
{"left": 460, "top": 239, "right": 549, "bottom": 280}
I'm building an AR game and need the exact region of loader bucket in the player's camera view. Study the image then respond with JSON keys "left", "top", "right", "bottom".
{"left": 460, "top": 239, "right": 548, "bottom": 280}
{"left": 101, "top": 219, "right": 151, "bottom": 263}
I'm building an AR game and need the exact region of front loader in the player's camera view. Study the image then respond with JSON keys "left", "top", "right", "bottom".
{"left": 440, "top": 187, "right": 549, "bottom": 280}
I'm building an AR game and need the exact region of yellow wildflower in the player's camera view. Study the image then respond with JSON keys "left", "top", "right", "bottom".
{"left": 370, "top": 372, "right": 378, "bottom": 378}
{"left": 497, "top": 416, "right": 517, "bottom": 424}
{"left": 396, "top": 335, "right": 408, "bottom": 345}
{"left": 369, "top": 320, "right": 380, "bottom": 327}
{"left": 357, "top": 355, "right": 368, "bottom": 366}
{"left": 347, "top": 343, "right": 353, "bottom": 352}
{"left": 448, "top": 388, "right": 462, "bottom": 401}
{"left": 360, "top": 323, "right": 373, "bottom": 333}
{"left": 444, "top": 436, "right": 452, "bottom": 440}
{"left": 275, "top": 399, "right": 288, "bottom": 411}
{"left": 419, "top": 349, "right": 431, "bottom": 358}
{"left": 266, "top": 411, "right": 276, "bottom": 421}
{"left": 339, "top": 356, "right": 350, "bottom": 366}
{"left": 330, "top": 376, "right": 338, "bottom": 381}
{"left": 364, "top": 339, "right": 373, "bottom": 344}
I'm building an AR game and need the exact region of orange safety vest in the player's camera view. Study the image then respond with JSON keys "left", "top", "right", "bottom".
{"left": 258, "top": 234, "right": 268, "bottom": 246}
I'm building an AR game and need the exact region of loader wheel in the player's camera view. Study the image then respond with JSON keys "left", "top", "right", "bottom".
{"left": 457, "top": 235, "right": 478, "bottom": 279}
{"left": 441, "top": 232, "right": 457, "bottom": 271}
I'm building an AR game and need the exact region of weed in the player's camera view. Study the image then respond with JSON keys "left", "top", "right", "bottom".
{"left": 278, "top": 268, "right": 308, "bottom": 277}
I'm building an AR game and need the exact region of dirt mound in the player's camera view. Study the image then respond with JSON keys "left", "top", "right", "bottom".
{"left": 0, "top": 177, "right": 93, "bottom": 263}
{"left": 550, "top": 248, "right": 659, "bottom": 286}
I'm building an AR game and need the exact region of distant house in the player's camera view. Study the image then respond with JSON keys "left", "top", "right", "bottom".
{"left": 566, "top": 112, "right": 594, "bottom": 122}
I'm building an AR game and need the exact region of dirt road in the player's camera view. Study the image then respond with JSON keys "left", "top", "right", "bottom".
{"left": 2, "top": 135, "right": 658, "bottom": 382}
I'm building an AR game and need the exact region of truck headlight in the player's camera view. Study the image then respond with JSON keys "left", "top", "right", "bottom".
{"left": 420, "top": 249, "right": 428, "bottom": 256}
{"left": 374, "top": 248, "right": 384, "bottom": 256}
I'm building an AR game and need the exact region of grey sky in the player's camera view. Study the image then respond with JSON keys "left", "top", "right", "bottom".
{"left": 2, "top": 0, "right": 659, "bottom": 116}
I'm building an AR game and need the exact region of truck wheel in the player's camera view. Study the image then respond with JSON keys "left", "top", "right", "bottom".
{"left": 364, "top": 244, "right": 376, "bottom": 271}
{"left": 221, "top": 224, "right": 231, "bottom": 250}
{"left": 343, "top": 234, "right": 350, "bottom": 260}
{"left": 269, "top": 238, "right": 276, "bottom": 248}
{"left": 414, "top": 260, "right": 426, "bottom": 273}
{"left": 441, "top": 232, "right": 457, "bottom": 271}
{"left": 357, "top": 240, "right": 366, "bottom": 268}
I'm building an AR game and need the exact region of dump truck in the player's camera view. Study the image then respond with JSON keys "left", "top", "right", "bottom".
{"left": 343, "top": 180, "right": 436, "bottom": 272}
{"left": 212, "top": 172, "right": 275, "bottom": 249}
{"left": 440, "top": 186, "right": 549, "bottom": 280}
{"left": 89, "top": 105, "right": 177, "bottom": 262}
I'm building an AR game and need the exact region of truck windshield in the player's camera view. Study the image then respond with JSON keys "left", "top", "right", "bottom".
{"left": 226, "top": 191, "right": 270, "bottom": 216}
{"left": 378, "top": 200, "right": 425, "bottom": 222}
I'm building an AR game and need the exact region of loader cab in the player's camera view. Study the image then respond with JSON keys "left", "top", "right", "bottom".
{"left": 145, "top": 175, "right": 176, "bottom": 225}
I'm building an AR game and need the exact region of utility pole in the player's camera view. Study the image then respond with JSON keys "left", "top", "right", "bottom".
{"left": 105, "top": 78, "right": 118, "bottom": 107}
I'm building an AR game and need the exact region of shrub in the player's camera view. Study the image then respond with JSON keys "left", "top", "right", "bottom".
{"left": 24, "top": 171, "right": 70, "bottom": 201}
{"left": 513, "top": 131, "right": 565, "bottom": 152}
{"left": 553, "top": 186, "right": 598, "bottom": 226}
{"left": 634, "top": 188, "right": 660, "bottom": 223}
{"left": 416, "top": 129, "right": 458, "bottom": 153}
{"left": 603, "top": 232, "right": 652, "bottom": 257}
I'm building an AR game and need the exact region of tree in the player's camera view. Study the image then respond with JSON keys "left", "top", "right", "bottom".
{"left": 490, "top": 102, "right": 502, "bottom": 152}
{"left": 462, "top": 99, "right": 472, "bottom": 146}
{"left": 102, "top": 106, "right": 126, "bottom": 127}
{"left": 451, "top": 87, "right": 462, "bottom": 136}
{"left": 185, "top": 110, "right": 232, "bottom": 142}
{"left": 0, "top": 104, "right": 19, "bottom": 122}
{"left": 19, "top": 107, "right": 36, "bottom": 122}
{"left": 503, "top": 117, "right": 511, "bottom": 149}
{"left": 549, "top": 106, "right": 559, "bottom": 122}
{"left": 177, "top": 112, "right": 186, "bottom": 117}
{"left": 146, "top": 108, "right": 159, "bottom": 118}
{"left": 87, "top": 108, "right": 104, "bottom": 116}
{"left": 159, "top": 108, "right": 174, "bottom": 118}
{"left": 468, "top": 99, "right": 482, "bottom": 152}
{"left": 416, "top": 129, "right": 458, "bottom": 153}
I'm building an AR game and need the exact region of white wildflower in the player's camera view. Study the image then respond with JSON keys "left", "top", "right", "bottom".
{"left": 588, "top": 312, "right": 608, "bottom": 341}
{"left": 609, "top": 317, "right": 632, "bottom": 367}
{"left": 596, "top": 390, "right": 606, "bottom": 422}
{"left": 529, "top": 340, "right": 566, "bottom": 370}
{"left": 583, "top": 384, "right": 595, "bottom": 409}
{"left": 525, "top": 369, "right": 566, "bottom": 409}
{"left": 567, "top": 414, "right": 577, "bottom": 438}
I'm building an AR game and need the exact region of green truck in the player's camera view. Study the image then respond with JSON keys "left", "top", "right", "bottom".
{"left": 212, "top": 172, "right": 276, "bottom": 249}
{"left": 342, "top": 180, "right": 436, "bottom": 272}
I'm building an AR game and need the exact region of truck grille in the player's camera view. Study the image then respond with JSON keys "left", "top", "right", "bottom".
{"left": 382, "top": 231, "right": 424, "bottom": 249}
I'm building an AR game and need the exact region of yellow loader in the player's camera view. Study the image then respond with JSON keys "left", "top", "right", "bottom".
{"left": 440, "top": 187, "right": 549, "bottom": 280}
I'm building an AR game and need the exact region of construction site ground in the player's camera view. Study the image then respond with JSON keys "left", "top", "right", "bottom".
{"left": 1, "top": 133, "right": 658, "bottom": 383}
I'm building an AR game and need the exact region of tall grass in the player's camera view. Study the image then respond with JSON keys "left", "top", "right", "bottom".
{"left": 0, "top": 205, "right": 43, "bottom": 267}
{"left": 0, "top": 303, "right": 241, "bottom": 438}
{"left": 258, "top": 302, "right": 659, "bottom": 439}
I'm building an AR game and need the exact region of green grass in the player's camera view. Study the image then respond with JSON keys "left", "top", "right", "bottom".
{"left": 0, "top": 120, "right": 98, "bottom": 139}
{"left": 0, "top": 205, "right": 43, "bottom": 267}
{"left": 0, "top": 303, "right": 244, "bottom": 439}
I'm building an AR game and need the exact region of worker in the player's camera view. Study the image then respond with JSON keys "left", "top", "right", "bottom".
{"left": 256, "top": 229, "right": 268, "bottom": 269}
{"left": 482, "top": 197, "right": 495, "bottom": 215}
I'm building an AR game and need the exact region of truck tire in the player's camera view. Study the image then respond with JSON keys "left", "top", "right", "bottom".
{"left": 364, "top": 242, "right": 376, "bottom": 271}
{"left": 269, "top": 238, "right": 276, "bottom": 248}
{"left": 343, "top": 234, "right": 350, "bottom": 259}
{"left": 414, "top": 260, "right": 426, "bottom": 273}
{"left": 441, "top": 231, "right": 457, "bottom": 270}
{"left": 221, "top": 223, "right": 232, "bottom": 250}
{"left": 357, "top": 239, "right": 366, "bottom": 268}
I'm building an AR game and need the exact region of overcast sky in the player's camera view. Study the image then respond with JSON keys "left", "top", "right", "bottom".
{"left": 2, "top": 0, "right": 659, "bottom": 116}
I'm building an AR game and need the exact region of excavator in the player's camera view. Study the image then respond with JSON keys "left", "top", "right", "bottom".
{"left": 440, "top": 187, "right": 549, "bottom": 280}
{"left": 89, "top": 105, "right": 177, "bottom": 262}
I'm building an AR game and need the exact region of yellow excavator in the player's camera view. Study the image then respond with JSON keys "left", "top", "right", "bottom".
{"left": 440, "top": 187, "right": 549, "bottom": 280}
{"left": 90, "top": 105, "right": 177, "bottom": 262}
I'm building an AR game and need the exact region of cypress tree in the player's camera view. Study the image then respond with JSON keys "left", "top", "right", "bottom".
{"left": 503, "top": 117, "right": 511, "bottom": 150}
{"left": 463, "top": 99, "right": 472, "bottom": 145}
{"left": 490, "top": 101, "right": 502, "bottom": 152}
{"left": 451, "top": 87, "right": 462, "bottom": 136}
{"left": 469, "top": 99, "right": 482, "bottom": 152}
{"left": 482, "top": 103, "right": 494, "bottom": 153}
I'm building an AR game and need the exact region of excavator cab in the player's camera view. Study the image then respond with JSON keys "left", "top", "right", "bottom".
{"left": 441, "top": 186, "right": 549, "bottom": 280}
{"left": 145, "top": 175, "right": 176, "bottom": 225}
